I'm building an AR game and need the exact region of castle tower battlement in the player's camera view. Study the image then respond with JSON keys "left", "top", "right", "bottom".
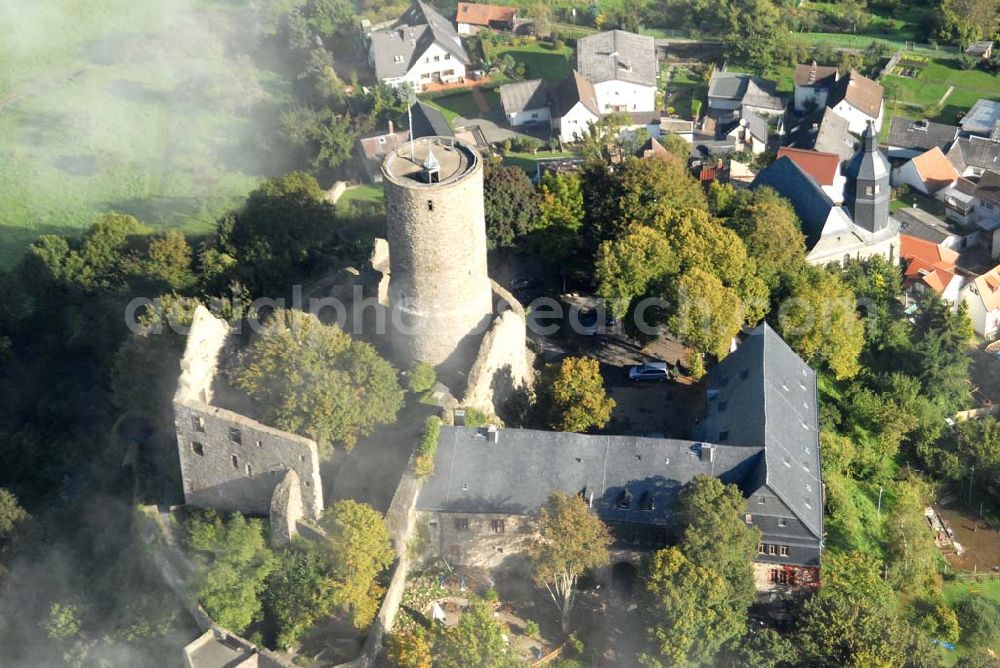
{"left": 381, "top": 136, "right": 493, "bottom": 367}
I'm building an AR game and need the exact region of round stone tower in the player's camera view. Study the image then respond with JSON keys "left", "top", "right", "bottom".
{"left": 381, "top": 136, "right": 492, "bottom": 368}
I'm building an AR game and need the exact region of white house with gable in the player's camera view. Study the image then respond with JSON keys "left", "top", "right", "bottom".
{"left": 367, "top": 1, "right": 470, "bottom": 89}
{"left": 576, "top": 30, "right": 657, "bottom": 114}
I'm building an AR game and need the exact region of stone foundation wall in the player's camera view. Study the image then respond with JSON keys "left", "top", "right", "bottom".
{"left": 419, "top": 510, "right": 537, "bottom": 570}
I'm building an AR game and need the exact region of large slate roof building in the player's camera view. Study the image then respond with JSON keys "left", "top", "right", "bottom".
{"left": 576, "top": 30, "right": 657, "bottom": 113}
{"left": 416, "top": 324, "right": 824, "bottom": 596}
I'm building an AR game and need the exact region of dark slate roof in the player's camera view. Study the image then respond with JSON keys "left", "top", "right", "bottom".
{"left": 845, "top": 123, "right": 889, "bottom": 183}
{"left": 961, "top": 99, "right": 1000, "bottom": 136}
{"left": 577, "top": 30, "right": 657, "bottom": 87}
{"left": 887, "top": 117, "right": 959, "bottom": 152}
{"left": 947, "top": 137, "right": 1000, "bottom": 172}
{"left": 499, "top": 79, "right": 551, "bottom": 114}
{"left": 742, "top": 108, "right": 768, "bottom": 143}
{"left": 550, "top": 70, "right": 600, "bottom": 118}
{"left": 975, "top": 170, "right": 1000, "bottom": 206}
{"left": 786, "top": 107, "right": 856, "bottom": 162}
{"left": 417, "top": 428, "right": 762, "bottom": 525}
{"left": 708, "top": 71, "right": 778, "bottom": 103}
{"left": 417, "top": 324, "right": 823, "bottom": 542}
{"left": 894, "top": 207, "right": 956, "bottom": 244}
{"left": 695, "top": 325, "right": 823, "bottom": 539}
{"left": 741, "top": 79, "right": 785, "bottom": 112}
{"left": 409, "top": 101, "right": 453, "bottom": 138}
{"left": 750, "top": 156, "right": 833, "bottom": 248}
{"left": 371, "top": 1, "right": 469, "bottom": 80}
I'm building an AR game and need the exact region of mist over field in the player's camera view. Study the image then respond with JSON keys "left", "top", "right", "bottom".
{"left": 0, "top": 0, "right": 298, "bottom": 267}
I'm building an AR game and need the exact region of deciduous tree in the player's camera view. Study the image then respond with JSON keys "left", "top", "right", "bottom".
{"left": 434, "top": 600, "right": 517, "bottom": 668}
{"left": 530, "top": 492, "right": 612, "bottom": 632}
{"left": 540, "top": 357, "right": 616, "bottom": 432}
{"left": 595, "top": 224, "right": 676, "bottom": 318}
{"left": 228, "top": 309, "right": 403, "bottom": 454}
{"left": 669, "top": 268, "right": 745, "bottom": 358}
{"left": 776, "top": 267, "right": 863, "bottom": 379}
{"left": 188, "top": 511, "right": 275, "bottom": 634}
{"left": 321, "top": 500, "right": 394, "bottom": 629}
{"left": 641, "top": 547, "right": 748, "bottom": 666}
{"left": 483, "top": 163, "right": 541, "bottom": 248}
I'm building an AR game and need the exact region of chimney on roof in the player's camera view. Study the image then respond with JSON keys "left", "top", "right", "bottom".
{"left": 454, "top": 409, "right": 465, "bottom": 426}
{"left": 486, "top": 424, "right": 499, "bottom": 444}
{"left": 700, "top": 444, "right": 715, "bottom": 462}
{"left": 388, "top": 119, "right": 394, "bottom": 135}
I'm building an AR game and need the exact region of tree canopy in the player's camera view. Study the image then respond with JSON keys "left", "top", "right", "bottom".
{"left": 538, "top": 356, "right": 616, "bottom": 432}
{"left": 483, "top": 162, "right": 541, "bottom": 248}
{"left": 228, "top": 309, "right": 403, "bottom": 454}
{"left": 531, "top": 492, "right": 612, "bottom": 632}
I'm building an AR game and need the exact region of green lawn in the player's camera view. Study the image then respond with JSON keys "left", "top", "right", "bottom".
{"left": 420, "top": 87, "right": 501, "bottom": 123}
{"left": 495, "top": 43, "right": 574, "bottom": 81}
{"left": 502, "top": 149, "right": 576, "bottom": 174}
{"left": 0, "top": 0, "right": 292, "bottom": 267}
{"left": 941, "top": 578, "right": 1000, "bottom": 665}
{"left": 883, "top": 57, "right": 1000, "bottom": 124}
{"left": 339, "top": 183, "right": 384, "bottom": 205}
{"left": 891, "top": 190, "right": 947, "bottom": 216}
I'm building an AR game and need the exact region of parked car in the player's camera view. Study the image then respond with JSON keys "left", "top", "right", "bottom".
{"left": 628, "top": 362, "right": 670, "bottom": 382}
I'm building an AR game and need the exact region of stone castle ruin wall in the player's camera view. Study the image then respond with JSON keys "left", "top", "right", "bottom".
{"left": 173, "top": 306, "right": 323, "bottom": 522}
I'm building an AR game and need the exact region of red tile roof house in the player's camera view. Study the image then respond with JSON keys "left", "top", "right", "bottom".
{"left": 894, "top": 147, "right": 960, "bottom": 196}
{"left": 900, "top": 234, "right": 965, "bottom": 308}
{"left": 776, "top": 147, "right": 847, "bottom": 204}
{"left": 455, "top": 2, "right": 517, "bottom": 35}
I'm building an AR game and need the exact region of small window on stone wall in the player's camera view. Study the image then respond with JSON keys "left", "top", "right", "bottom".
{"left": 454, "top": 517, "right": 469, "bottom": 531}
{"left": 255, "top": 440, "right": 262, "bottom": 448}
{"left": 491, "top": 519, "right": 506, "bottom": 534}
{"left": 192, "top": 416, "right": 205, "bottom": 432}
{"left": 246, "top": 464, "right": 252, "bottom": 476}
{"left": 427, "top": 200, "right": 434, "bottom": 211}
{"left": 191, "top": 442, "right": 205, "bottom": 456}
{"left": 231, "top": 455, "right": 238, "bottom": 469}
{"left": 300, "top": 454, "right": 306, "bottom": 462}
{"left": 304, "top": 480, "right": 312, "bottom": 488}
{"left": 228, "top": 427, "right": 242, "bottom": 445}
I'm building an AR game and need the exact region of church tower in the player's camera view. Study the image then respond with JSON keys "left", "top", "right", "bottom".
{"left": 845, "top": 121, "right": 890, "bottom": 234}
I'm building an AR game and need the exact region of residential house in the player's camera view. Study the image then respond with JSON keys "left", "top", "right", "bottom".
{"left": 550, "top": 71, "right": 601, "bottom": 144}
{"left": 894, "top": 147, "right": 960, "bottom": 195}
{"left": 960, "top": 99, "right": 1000, "bottom": 138}
{"left": 939, "top": 178, "right": 978, "bottom": 226}
{"left": 725, "top": 109, "right": 769, "bottom": 155}
{"left": 946, "top": 136, "right": 1000, "bottom": 177}
{"left": 367, "top": 1, "right": 470, "bottom": 89}
{"left": 785, "top": 107, "right": 857, "bottom": 162}
{"left": 793, "top": 61, "right": 839, "bottom": 113}
{"left": 708, "top": 70, "right": 785, "bottom": 120}
{"left": 900, "top": 234, "right": 964, "bottom": 307}
{"left": 974, "top": 170, "right": 1000, "bottom": 256}
{"left": 415, "top": 323, "right": 823, "bottom": 598}
{"left": 577, "top": 30, "right": 658, "bottom": 114}
{"left": 824, "top": 69, "right": 884, "bottom": 134}
{"left": 752, "top": 123, "right": 899, "bottom": 266}
{"left": 776, "top": 147, "right": 846, "bottom": 204}
{"left": 499, "top": 79, "right": 552, "bottom": 126}
{"left": 894, "top": 206, "right": 967, "bottom": 251}
{"left": 885, "top": 117, "right": 959, "bottom": 160}
{"left": 455, "top": 2, "right": 517, "bottom": 35}
{"left": 961, "top": 264, "right": 1000, "bottom": 338}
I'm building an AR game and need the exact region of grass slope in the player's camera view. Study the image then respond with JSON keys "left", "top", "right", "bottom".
{"left": 0, "top": 0, "right": 295, "bottom": 267}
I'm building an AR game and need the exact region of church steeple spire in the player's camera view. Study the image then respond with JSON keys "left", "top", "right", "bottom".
{"left": 845, "top": 120, "right": 890, "bottom": 234}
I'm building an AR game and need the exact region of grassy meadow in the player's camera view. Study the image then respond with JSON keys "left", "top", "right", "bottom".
{"left": 0, "top": 0, "right": 296, "bottom": 267}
